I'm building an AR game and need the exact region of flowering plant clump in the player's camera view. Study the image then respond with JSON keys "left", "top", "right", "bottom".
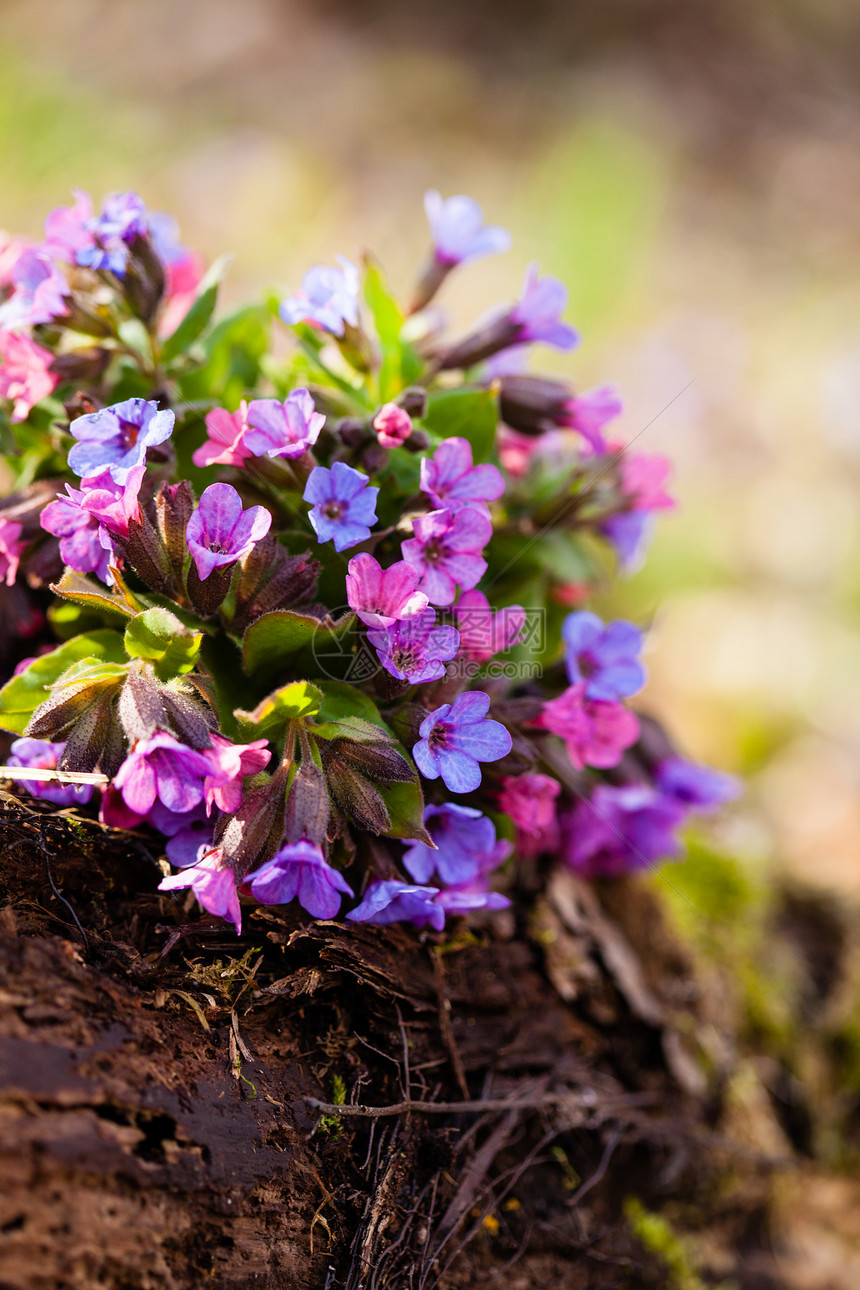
{"left": 0, "top": 189, "right": 738, "bottom": 935}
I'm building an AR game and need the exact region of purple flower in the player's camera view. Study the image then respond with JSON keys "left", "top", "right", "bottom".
{"left": 245, "top": 390, "right": 325, "bottom": 459}
{"left": 435, "top": 887, "right": 511, "bottom": 915}
{"left": 401, "top": 507, "right": 491, "bottom": 607}
{"left": 346, "top": 880, "right": 445, "bottom": 930}
{"left": 7, "top": 737, "right": 93, "bottom": 807}
{"left": 564, "top": 784, "right": 685, "bottom": 879}
{"left": 510, "top": 264, "right": 580, "bottom": 351}
{"left": 159, "top": 849, "right": 242, "bottom": 934}
{"left": 43, "top": 190, "right": 94, "bottom": 259}
{"left": 280, "top": 257, "right": 360, "bottom": 337}
{"left": 67, "top": 398, "right": 175, "bottom": 483}
{"left": 402, "top": 803, "right": 511, "bottom": 886}
{"left": 42, "top": 466, "right": 144, "bottom": 583}
{"left": 246, "top": 841, "right": 354, "bottom": 920}
{"left": 367, "top": 608, "right": 459, "bottom": 683}
{"left": 77, "top": 191, "right": 149, "bottom": 276}
{"left": 0, "top": 517, "right": 25, "bottom": 587}
{"left": 345, "top": 553, "right": 428, "bottom": 628}
{"left": 147, "top": 801, "right": 212, "bottom": 868}
{"left": 304, "top": 463, "right": 379, "bottom": 552}
{"left": 560, "top": 385, "right": 624, "bottom": 454}
{"left": 419, "top": 437, "right": 505, "bottom": 516}
{"left": 562, "top": 611, "right": 645, "bottom": 701}
{"left": 413, "top": 690, "right": 512, "bottom": 793}
{"left": 114, "top": 732, "right": 215, "bottom": 816}
{"left": 424, "top": 191, "right": 511, "bottom": 266}
{"left": 601, "top": 512, "right": 653, "bottom": 572}
{"left": 656, "top": 758, "right": 741, "bottom": 812}
{"left": 0, "top": 248, "right": 70, "bottom": 328}
{"left": 41, "top": 488, "right": 115, "bottom": 583}
{"left": 185, "top": 482, "right": 272, "bottom": 581}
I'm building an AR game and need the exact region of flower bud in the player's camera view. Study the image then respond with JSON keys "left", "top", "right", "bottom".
{"left": 283, "top": 757, "right": 330, "bottom": 847}
{"left": 27, "top": 660, "right": 127, "bottom": 741}
{"left": 318, "top": 743, "right": 392, "bottom": 835}
{"left": 497, "top": 374, "right": 570, "bottom": 436}
{"left": 155, "top": 481, "right": 194, "bottom": 584}
{"left": 186, "top": 559, "right": 233, "bottom": 618}
{"left": 57, "top": 690, "right": 120, "bottom": 774}
{"left": 122, "top": 233, "right": 166, "bottom": 325}
{"left": 213, "top": 766, "right": 289, "bottom": 882}
{"left": 158, "top": 680, "right": 216, "bottom": 750}
{"left": 117, "top": 659, "right": 167, "bottom": 743}
{"left": 49, "top": 348, "right": 111, "bottom": 385}
{"left": 114, "top": 507, "right": 174, "bottom": 596}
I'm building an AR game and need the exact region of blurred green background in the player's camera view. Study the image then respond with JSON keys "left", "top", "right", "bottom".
{"left": 3, "top": 0, "right": 860, "bottom": 898}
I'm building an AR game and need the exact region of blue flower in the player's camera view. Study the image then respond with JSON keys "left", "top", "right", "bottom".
{"left": 303, "top": 462, "right": 379, "bottom": 552}
{"left": 279, "top": 257, "right": 360, "bottom": 337}
{"left": 562, "top": 611, "right": 645, "bottom": 702}
{"left": 424, "top": 191, "right": 511, "bottom": 267}
{"left": 346, "top": 880, "right": 445, "bottom": 930}
{"left": 246, "top": 841, "right": 354, "bottom": 920}
{"left": 412, "top": 690, "right": 512, "bottom": 794}
{"left": 402, "top": 803, "right": 511, "bottom": 886}
{"left": 67, "top": 398, "right": 175, "bottom": 483}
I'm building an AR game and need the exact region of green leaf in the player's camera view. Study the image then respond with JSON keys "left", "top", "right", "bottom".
{"left": 314, "top": 681, "right": 430, "bottom": 843}
{"left": 316, "top": 680, "right": 389, "bottom": 726}
{"left": 177, "top": 304, "right": 270, "bottom": 407}
{"left": 124, "top": 608, "right": 202, "bottom": 678}
{"left": 234, "top": 680, "right": 323, "bottom": 741}
{"left": 51, "top": 568, "right": 136, "bottom": 620}
{"left": 422, "top": 387, "right": 498, "bottom": 462}
{"left": 242, "top": 610, "right": 355, "bottom": 678}
{"left": 377, "top": 773, "right": 430, "bottom": 844}
{"left": 311, "top": 715, "right": 394, "bottom": 743}
{"left": 0, "top": 630, "right": 126, "bottom": 734}
{"left": 160, "top": 255, "right": 231, "bottom": 364}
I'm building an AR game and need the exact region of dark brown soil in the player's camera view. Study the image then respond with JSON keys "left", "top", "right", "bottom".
{"left": 0, "top": 791, "right": 812, "bottom": 1288}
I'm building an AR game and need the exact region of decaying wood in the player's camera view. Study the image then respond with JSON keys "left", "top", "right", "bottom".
{"left": 0, "top": 790, "right": 853, "bottom": 1288}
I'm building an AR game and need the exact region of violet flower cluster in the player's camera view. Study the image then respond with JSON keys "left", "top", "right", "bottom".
{"left": 0, "top": 186, "right": 738, "bottom": 938}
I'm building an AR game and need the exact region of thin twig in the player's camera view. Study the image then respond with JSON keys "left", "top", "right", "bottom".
{"left": 304, "top": 1090, "right": 655, "bottom": 1118}
{"left": 0, "top": 766, "right": 109, "bottom": 785}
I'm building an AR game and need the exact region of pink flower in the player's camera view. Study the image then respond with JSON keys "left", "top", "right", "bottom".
{"left": 202, "top": 732, "right": 271, "bottom": 814}
{"left": 159, "top": 848, "right": 242, "bottom": 934}
{"left": 453, "top": 589, "right": 525, "bottom": 663}
{"left": 401, "top": 507, "right": 491, "bottom": 607}
{"left": 497, "top": 427, "right": 539, "bottom": 478}
{"left": 560, "top": 385, "right": 623, "bottom": 454}
{"left": 43, "top": 190, "right": 94, "bottom": 260}
{"left": 0, "top": 516, "right": 25, "bottom": 586}
{"left": 498, "top": 772, "right": 561, "bottom": 859}
{"left": 499, "top": 773, "right": 560, "bottom": 836}
{"left": 551, "top": 582, "right": 589, "bottom": 607}
{"left": 345, "top": 552, "right": 428, "bottom": 628}
{"left": 419, "top": 437, "right": 505, "bottom": 516}
{"left": 0, "top": 331, "right": 58, "bottom": 422}
{"left": 245, "top": 390, "right": 325, "bottom": 459}
{"left": 536, "top": 682, "right": 639, "bottom": 771}
{"left": 0, "top": 247, "right": 69, "bottom": 329}
{"left": 0, "top": 232, "right": 33, "bottom": 289}
{"left": 620, "top": 452, "right": 675, "bottom": 512}
{"left": 373, "top": 402, "right": 413, "bottom": 449}
{"left": 192, "top": 401, "right": 254, "bottom": 468}
{"left": 159, "top": 250, "right": 205, "bottom": 336}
